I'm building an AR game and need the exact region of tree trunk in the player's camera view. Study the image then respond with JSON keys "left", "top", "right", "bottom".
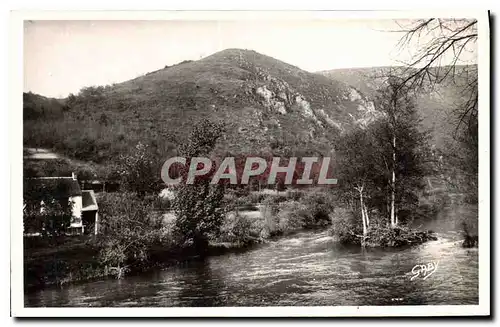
{"left": 390, "top": 134, "right": 397, "bottom": 227}
{"left": 193, "top": 233, "right": 209, "bottom": 257}
{"left": 364, "top": 204, "right": 370, "bottom": 228}
{"left": 359, "top": 188, "right": 367, "bottom": 237}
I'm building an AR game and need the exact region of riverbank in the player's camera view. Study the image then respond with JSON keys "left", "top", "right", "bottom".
{"left": 23, "top": 225, "right": 312, "bottom": 293}
{"left": 24, "top": 189, "right": 454, "bottom": 293}
{"left": 23, "top": 220, "right": 436, "bottom": 293}
{"left": 23, "top": 190, "right": 326, "bottom": 292}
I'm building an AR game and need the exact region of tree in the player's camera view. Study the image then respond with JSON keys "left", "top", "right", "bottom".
{"left": 23, "top": 180, "right": 74, "bottom": 237}
{"left": 118, "top": 142, "right": 162, "bottom": 197}
{"left": 335, "top": 77, "right": 431, "bottom": 237}
{"left": 396, "top": 18, "right": 477, "bottom": 136}
{"left": 97, "top": 193, "right": 166, "bottom": 278}
{"left": 396, "top": 19, "right": 478, "bottom": 198}
{"left": 372, "top": 77, "right": 431, "bottom": 226}
{"left": 173, "top": 119, "right": 226, "bottom": 253}
{"left": 336, "top": 127, "right": 379, "bottom": 239}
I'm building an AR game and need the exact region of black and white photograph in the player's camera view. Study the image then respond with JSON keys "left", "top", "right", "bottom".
{"left": 10, "top": 10, "right": 490, "bottom": 317}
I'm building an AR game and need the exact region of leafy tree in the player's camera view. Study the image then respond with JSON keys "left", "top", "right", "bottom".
{"left": 336, "top": 127, "right": 379, "bottom": 238}
{"left": 23, "top": 180, "right": 74, "bottom": 237}
{"left": 335, "top": 77, "right": 431, "bottom": 240}
{"left": 173, "top": 119, "right": 226, "bottom": 253}
{"left": 118, "top": 142, "right": 162, "bottom": 197}
{"left": 97, "top": 193, "right": 167, "bottom": 278}
{"left": 371, "top": 77, "right": 432, "bottom": 226}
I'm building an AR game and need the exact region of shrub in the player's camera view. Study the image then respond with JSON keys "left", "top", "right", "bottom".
{"left": 276, "top": 201, "right": 310, "bottom": 233}
{"left": 96, "top": 193, "right": 172, "bottom": 276}
{"left": 261, "top": 193, "right": 288, "bottom": 205}
{"left": 260, "top": 200, "right": 280, "bottom": 237}
{"left": 248, "top": 192, "right": 267, "bottom": 204}
{"left": 328, "top": 208, "right": 361, "bottom": 244}
{"left": 285, "top": 189, "right": 305, "bottom": 201}
{"left": 23, "top": 179, "right": 74, "bottom": 237}
{"left": 301, "top": 191, "right": 335, "bottom": 226}
{"left": 173, "top": 182, "right": 226, "bottom": 250}
{"left": 154, "top": 196, "right": 172, "bottom": 211}
{"left": 118, "top": 142, "right": 162, "bottom": 197}
{"left": 144, "top": 194, "right": 171, "bottom": 211}
{"left": 217, "top": 212, "right": 255, "bottom": 245}
{"left": 231, "top": 195, "right": 259, "bottom": 211}
{"left": 461, "top": 220, "right": 478, "bottom": 248}
{"left": 329, "top": 207, "right": 437, "bottom": 247}
{"left": 364, "top": 224, "right": 437, "bottom": 248}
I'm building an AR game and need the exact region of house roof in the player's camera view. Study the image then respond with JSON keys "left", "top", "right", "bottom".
{"left": 24, "top": 178, "right": 82, "bottom": 199}
{"left": 82, "top": 190, "right": 98, "bottom": 211}
{"left": 23, "top": 158, "right": 74, "bottom": 178}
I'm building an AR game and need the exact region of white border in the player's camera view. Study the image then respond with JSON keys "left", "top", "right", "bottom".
{"left": 10, "top": 10, "right": 490, "bottom": 317}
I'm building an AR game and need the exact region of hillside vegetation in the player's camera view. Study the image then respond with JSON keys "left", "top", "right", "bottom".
{"left": 24, "top": 49, "right": 383, "bottom": 172}
{"left": 319, "top": 65, "right": 478, "bottom": 149}
{"left": 23, "top": 92, "right": 68, "bottom": 120}
{"left": 24, "top": 50, "right": 476, "bottom": 185}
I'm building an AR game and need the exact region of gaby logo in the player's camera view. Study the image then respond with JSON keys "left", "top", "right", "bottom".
{"left": 161, "top": 156, "right": 338, "bottom": 186}
{"left": 410, "top": 261, "right": 439, "bottom": 281}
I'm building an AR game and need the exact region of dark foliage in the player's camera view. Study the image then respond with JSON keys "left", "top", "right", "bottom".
{"left": 173, "top": 120, "right": 227, "bottom": 251}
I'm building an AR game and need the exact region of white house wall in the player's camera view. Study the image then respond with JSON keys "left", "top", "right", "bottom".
{"left": 69, "top": 195, "right": 83, "bottom": 228}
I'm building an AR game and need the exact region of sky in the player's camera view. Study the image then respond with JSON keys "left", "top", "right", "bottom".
{"left": 23, "top": 19, "right": 477, "bottom": 98}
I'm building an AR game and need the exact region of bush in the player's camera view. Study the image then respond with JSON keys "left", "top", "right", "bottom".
{"left": 144, "top": 194, "right": 171, "bottom": 211}
{"left": 118, "top": 142, "right": 162, "bottom": 197}
{"left": 231, "top": 195, "right": 259, "bottom": 211}
{"left": 328, "top": 208, "right": 361, "bottom": 244}
{"left": 248, "top": 192, "right": 267, "bottom": 204}
{"left": 261, "top": 193, "right": 288, "bottom": 205}
{"left": 276, "top": 201, "right": 310, "bottom": 233}
{"left": 364, "top": 224, "right": 437, "bottom": 248}
{"left": 301, "top": 191, "right": 334, "bottom": 226}
{"left": 217, "top": 212, "right": 256, "bottom": 245}
{"left": 329, "top": 207, "right": 437, "bottom": 247}
{"left": 173, "top": 182, "right": 226, "bottom": 250}
{"left": 173, "top": 119, "right": 226, "bottom": 251}
{"left": 23, "top": 179, "right": 74, "bottom": 237}
{"left": 258, "top": 191, "right": 335, "bottom": 237}
{"left": 285, "top": 190, "right": 305, "bottom": 201}
{"left": 260, "top": 200, "right": 280, "bottom": 237}
{"left": 461, "top": 220, "right": 478, "bottom": 248}
{"left": 96, "top": 193, "right": 173, "bottom": 276}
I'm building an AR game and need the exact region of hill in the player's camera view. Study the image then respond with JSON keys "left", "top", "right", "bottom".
{"left": 24, "top": 49, "right": 476, "bottom": 177}
{"left": 23, "top": 92, "right": 68, "bottom": 120}
{"left": 24, "top": 49, "right": 382, "bottom": 169}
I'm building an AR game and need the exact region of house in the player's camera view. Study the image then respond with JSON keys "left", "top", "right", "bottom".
{"left": 79, "top": 180, "right": 120, "bottom": 193}
{"left": 23, "top": 172, "right": 99, "bottom": 235}
{"left": 81, "top": 189, "right": 99, "bottom": 235}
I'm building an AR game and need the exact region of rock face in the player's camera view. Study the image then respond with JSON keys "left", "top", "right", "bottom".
{"left": 249, "top": 65, "right": 331, "bottom": 131}
{"left": 295, "top": 95, "right": 314, "bottom": 118}
{"left": 255, "top": 85, "right": 287, "bottom": 115}
{"left": 342, "top": 86, "right": 384, "bottom": 128}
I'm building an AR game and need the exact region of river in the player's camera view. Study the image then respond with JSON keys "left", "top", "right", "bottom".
{"left": 24, "top": 204, "right": 478, "bottom": 307}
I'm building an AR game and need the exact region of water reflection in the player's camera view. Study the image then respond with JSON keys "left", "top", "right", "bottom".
{"left": 173, "top": 259, "right": 225, "bottom": 306}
